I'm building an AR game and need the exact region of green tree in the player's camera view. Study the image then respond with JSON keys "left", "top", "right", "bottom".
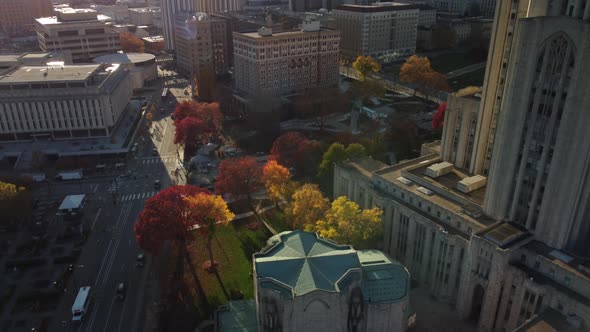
{"left": 0, "top": 181, "right": 30, "bottom": 223}
{"left": 312, "top": 196, "right": 382, "bottom": 248}
{"left": 318, "top": 143, "right": 347, "bottom": 178}
{"left": 352, "top": 55, "right": 381, "bottom": 81}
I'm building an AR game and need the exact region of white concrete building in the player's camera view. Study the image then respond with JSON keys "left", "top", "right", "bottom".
{"left": 233, "top": 21, "right": 340, "bottom": 96}
{"left": 333, "top": 2, "right": 418, "bottom": 59}
{"left": 93, "top": 53, "right": 157, "bottom": 90}
{"left": 0, "top": 63, "right": 132, "bottom": 141}
{"left": 35, "top": 6, "right": 120, "bottom": 62}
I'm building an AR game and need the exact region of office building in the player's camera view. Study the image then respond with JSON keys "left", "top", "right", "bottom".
{"left": 35, "top": 6, "right": 120, "bottom": 62}
{"left": 333, "top": 0, "right": 590, "bottom": 331}
{"left": 93, "top": 53, "right": 157, "bottom": 89}
{"left": 161, "top": 0, "right": 243, "bottom": 50}
{"left": 0, "top": 63, "right": 132, "bottom": 141}
{"left": 129, "top": 7, "right": 162, "bottom": 28}
{"left": 233, "top": 21, "right": 340, "bottom": 96}
{"left": 174, "top": 12, "right": 229, "bottom": 77}
{"left": 0, "top": 0, "right": 54, "bottom": 36}
{"left": 333, "top": 3, "right": 418, "bottom": 59}
{"left": 161, "top": 0, "right": 199, "bottom": 50}
{"left": 216, "top": 231, "right": 413, "bottom": 332}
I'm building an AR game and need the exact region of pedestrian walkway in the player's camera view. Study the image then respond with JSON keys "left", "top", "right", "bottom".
{"left": 140, "top": 156, "right": 178, "bottom": 165}
{"left": 120, "top": 191, "right": 158, "bottom": 202}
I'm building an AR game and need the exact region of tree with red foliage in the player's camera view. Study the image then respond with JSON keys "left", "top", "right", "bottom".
{"left": 174, "top": 116, "right": 211, "bottom": 156}
{"left": 270, "top": 132, "right": 309, "bottom": 168}
{"left": 134, "top": 185, "right": 209, "bottom": 255}
{"left": 120, "top": 32, "right": 145, "bottom": 53}
{"left": 432, "top": 102, "right": 447, "bottom": 130}
{"left": 215, "top": 156, "right": 263, "bottom": 202}
{"left": 173, "top": 100, "right": 222, "bottom": 132}
{"left": 134, "top": 185, "right": 210, "bottom": 303}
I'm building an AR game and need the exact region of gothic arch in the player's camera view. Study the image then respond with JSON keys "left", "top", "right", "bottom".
{"left": 303, "top": 298, "right": 330, "bottom": 311}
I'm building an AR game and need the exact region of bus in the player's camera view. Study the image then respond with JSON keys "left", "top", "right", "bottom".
{"left": 161, "top": 87, "right": 169, "bottom": 101}
{"left": 71, "top": 286, "right": 91, "bottom": 322}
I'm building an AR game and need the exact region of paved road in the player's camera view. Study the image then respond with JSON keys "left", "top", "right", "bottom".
{"left": 47, "top": 69, "right": 187, "bottom": 332}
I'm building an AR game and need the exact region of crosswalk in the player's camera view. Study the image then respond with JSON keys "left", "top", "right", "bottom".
{"left": 120, "top": 191, "right": 157, "bottom": 202}
{"left": 140, "top": 156, "right": 178, "bottom": 165}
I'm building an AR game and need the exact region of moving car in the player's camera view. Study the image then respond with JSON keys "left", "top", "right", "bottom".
{"left": 116, "top": 283, "right": 126, "bottom": 301}
{"left": 154, "top": 180, "right": 160, "bottom": 190}
{"left": 136, "top": 253, "right": 145, "bottom": 267}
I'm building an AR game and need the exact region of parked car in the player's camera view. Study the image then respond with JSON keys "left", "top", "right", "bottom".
{"left": 116, "top": 283, "right": 126, "bottom": 301}
{"left": 154, "top": 180, "right": 160, "bottom": 190}
{"left": 152, "top": 148, "right": 158, "bottom": 156}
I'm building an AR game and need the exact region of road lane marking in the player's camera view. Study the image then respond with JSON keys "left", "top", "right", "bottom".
{"left": 93, "top": 184, "right": 99, "bottom": 193}
{"left": 102, "top": 204, "right": 132, "bottom": 285}
{"left": 102, "top": 297, "right": 117, "bottom": 332}
{"left": 96, "top": 239, "right": 114, "bottom": 284}
{"left": 116, "top": 289, "right": 130, "bottom": 332}
{"left": 91, "top": 208, "right": 102, "bottom": 230}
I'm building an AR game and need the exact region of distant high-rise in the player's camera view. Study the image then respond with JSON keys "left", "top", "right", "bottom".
{"left": 161, "top": 0, "right": 198, "bottom": 50}
{"left": 161, "top": 0, "right": 243, "bottom": 50}
{"left": 0, "top": 0, "right": 53, "bottom": 36}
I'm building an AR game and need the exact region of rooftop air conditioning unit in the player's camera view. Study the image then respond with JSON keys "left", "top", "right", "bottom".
{"left": 425, "top": 162, "right": 453, "bottom": 178}
{"left": 457, "top": 175, "right": 487, "bottom": 193}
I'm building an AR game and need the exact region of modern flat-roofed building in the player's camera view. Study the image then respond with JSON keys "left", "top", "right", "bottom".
{"left": 333, "top": 2, "right": 418, "bottom": 59}
{"left": 35, "top": 6, "right": 120, "bottom": 62}
{"left": 233, "top": 21, "right": 340, "bottom": 96}
{"left": 129, "top": 7, "right": 162, "bottom": 28}
{"left": 0, "top": 63, "right": 132, "bottom": 141}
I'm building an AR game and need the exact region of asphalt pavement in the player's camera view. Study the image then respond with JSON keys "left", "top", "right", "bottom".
{"left": 46, "top": 70, "right": 187, "bottom": 332}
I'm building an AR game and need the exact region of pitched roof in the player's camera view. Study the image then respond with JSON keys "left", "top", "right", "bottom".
{"left": 254, "top": 231, "right": 409, "bottom": 302}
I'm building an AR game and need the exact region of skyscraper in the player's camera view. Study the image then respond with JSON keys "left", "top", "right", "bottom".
{"left": 332, "top": 0, "right": 590, "bottom": 330}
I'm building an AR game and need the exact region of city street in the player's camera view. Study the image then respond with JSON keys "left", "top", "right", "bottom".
{"left": 45, "top": 69, "right": 188, "bottom": 332}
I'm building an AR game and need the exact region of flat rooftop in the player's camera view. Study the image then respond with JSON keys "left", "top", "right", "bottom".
{"left": 336, "top": 2, "right": 421, "bottom": 12}
{"left": 0, "top": 64, "right": 103, "bottom": 85}
{"left": 36, "top": 14, "right": 111, "bottom": 25}
{"left": 237, "top": 27, "right": 336, "bottom": 39}
{"left": 479, "top": 222, "right": 530, "bottom": 249}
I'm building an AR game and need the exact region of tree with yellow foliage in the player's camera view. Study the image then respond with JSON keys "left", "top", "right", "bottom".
{"left": 184, "top": 193, "right": 235, "bottom": 273}
{"left": 352, "top": 55, "right": 381, "bottom": 81}
{"left": 0, "top": 181, "right": 29, "bottom": 223}
{"left": 262, "top": 160, "right": 297, "bottom": 206}
{"left": 285, "top": 184, "right": 330, "bottom": 230}
{"left": 313, "top": 196, "right": 382, "bottom": 248}
{"left": 400, "top": 55, "right": 449, "bottom": 99}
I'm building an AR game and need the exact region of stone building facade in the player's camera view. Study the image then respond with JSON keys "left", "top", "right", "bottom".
{"left": 333, "top": 3, "right": 418, "bottom": 59}
{"left": 333, "top": 0, "right": 590, "bottom": 330}
{"left": 233, "top": 21, "right": 340, "bottom": 96}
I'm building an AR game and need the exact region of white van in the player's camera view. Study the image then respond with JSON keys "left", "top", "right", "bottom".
{"left": 72, "top": 286, "right": 91, "bottom": 322}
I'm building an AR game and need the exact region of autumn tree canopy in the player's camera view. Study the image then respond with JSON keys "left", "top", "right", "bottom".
{"left": 400, "top": 55, "right": 450, "bottom": 98}
{"left": 318, "top": 143, "right": 367, "bottom": 178}
{"left": 285, "top": 184, "right": 330, "bottom": 230}
{"left": 120, "top": 32, "right": 145, "bottom": 53}
{"left": 0, "top": 181, "right": 30, "bottom": 222}
{"left": 262, "top": 160, "right": 297, "bottom": 205}
{"left": 215, "top": 156, "right": 263, "bottom": 201}
{"left": 352, "top": 55, "right": 381, "bottom": 81}
{"left": 134, "top": 185, "right": 209, "bottom": 255}
{"left": 173, "top": 101, "right": 223, "bottom": 155}
{"left": 312, "top": 196, "right": 382, "bottom": 248}
{"left": 270, "top": 132, "right": 309, "bottom": 168}
{"left": 185, "top": 193, "right": 234, "bottom": 273}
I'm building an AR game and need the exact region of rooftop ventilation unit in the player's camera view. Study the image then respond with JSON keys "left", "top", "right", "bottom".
{"left": 425, "top": 162, "right": 453, "bottom": 178}
{"left": 397, "top": 176, "right": 412, "bottom": 186}
{"left": 457, "top": 175, "right": 487, "bottom": 193}
{"left": 417, "top": 187, "right": 433, "bottom": 196}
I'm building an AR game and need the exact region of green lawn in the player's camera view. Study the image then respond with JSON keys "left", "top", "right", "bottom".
{"left": 449, "top": 67, "right": 486, "bottom": 91}
{"left": 186, "top": 219, "right": 271, "bottom": 310}
{"left": 261, "top": 209, "right": 290, "bottom": 233}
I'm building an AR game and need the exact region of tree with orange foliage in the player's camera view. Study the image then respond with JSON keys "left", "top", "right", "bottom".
{"left": 262, "top": 160, "right": 297, "bottom": 205}
{"left": 285, "top": 184, "right": 330, "bottom": 230}
{"left": 120, "top": 32, "right": 145, "bottom": 53}
{"left": 185, "top": 193, "right": 234, "bottom": 274}
{"left": 215, "top": 156, "right": 263, "bottom": 203}
{"left": 400, "top": 55, "right": 449, "bottom": 98}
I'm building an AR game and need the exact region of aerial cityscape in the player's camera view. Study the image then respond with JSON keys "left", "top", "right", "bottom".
{"left": 0, "top": 0, "right": 588, "bottom": 331}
